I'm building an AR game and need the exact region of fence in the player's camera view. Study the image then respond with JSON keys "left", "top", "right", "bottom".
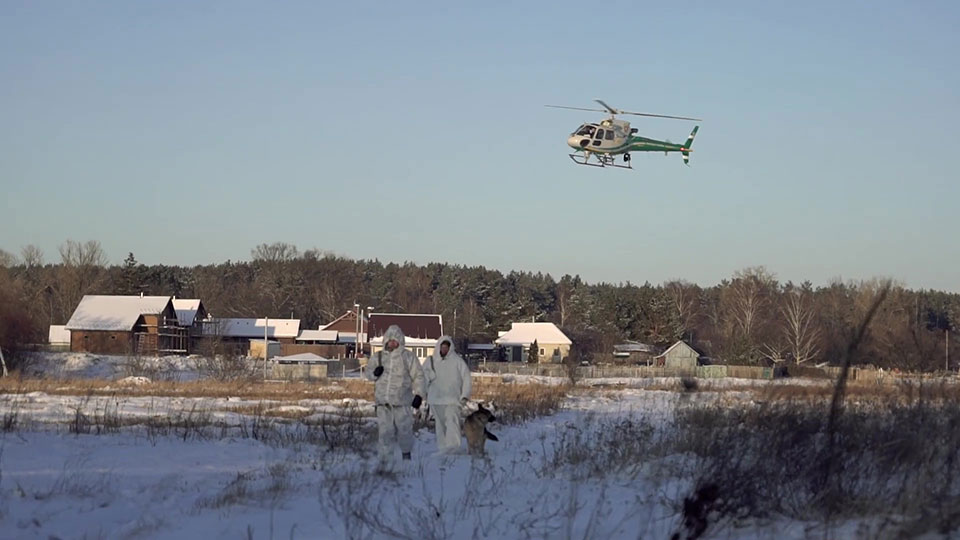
{"left": 468, "top": 362, "right": 960, "bottom": 382}
{"left": 473, "top": 362, "right": 777, "bottom": 380}
{"left": 476, "top": 362, "right": 960, "bottom": 385}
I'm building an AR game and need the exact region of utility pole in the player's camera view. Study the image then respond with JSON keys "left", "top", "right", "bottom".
{"left": 365, "top": 306, "right": 374, "bottom": 358}
{"left": 264, "top": 316, "right": 268, "bottom": 380}
{"left": 354, "top": 302, "right": 360, "bottom": 359}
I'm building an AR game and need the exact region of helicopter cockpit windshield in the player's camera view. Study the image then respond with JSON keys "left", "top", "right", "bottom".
{"left": 573, "top": 124, "right": 596, "bottom": 137}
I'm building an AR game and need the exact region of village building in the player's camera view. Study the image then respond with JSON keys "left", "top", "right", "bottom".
{"left": 494, "top": 322, "right": 572, "bottom": 363}
{"left": 654, "top": 340, "right": 707, "bottom": 369}
{"left": 65, "top": 295, "right": 182, "bottom": 355}
{"left": 367, "top": 313, "right": 443, "bottom": 362}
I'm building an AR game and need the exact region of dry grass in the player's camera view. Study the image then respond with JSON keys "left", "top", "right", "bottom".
{"left": 472, "top": 378, "right": 569, "bottom": 424}
{"left": 0, "top": 375, "right": 574, "bottom": 427}
{"left": 0, "top": 376, "right": 374, "bottom": 401}
{"left": 717, "top": 378, "right": 960, "bottom": 406}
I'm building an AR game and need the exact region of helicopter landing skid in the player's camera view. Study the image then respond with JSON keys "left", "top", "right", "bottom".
{"left": 568, "top": 152, "right": 632, "bottom": 169}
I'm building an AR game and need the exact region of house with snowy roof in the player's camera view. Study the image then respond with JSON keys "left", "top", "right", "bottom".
{"left": 172, "top": 298, "right": 208, "bottom": 328}
{"left": 494, "top": 322, "right": 572, "bottom": 363}
{"left": 202, "top": 318, "right": 300, "bottom": 341}
{"left": 65, "top": 294, "right": 180, "bottom": 355}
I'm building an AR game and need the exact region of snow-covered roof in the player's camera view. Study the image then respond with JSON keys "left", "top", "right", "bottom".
{"left": 337, "top": 332, "right": 367, "bottom": 344}
{"left": 274, "top": 352, "right": 336, "bottom": 363}
{"left": 296, "top": 330, "right": 339, "bottom": 342}
{"left": 614, "top": 342, "right": 658, "bottom": 354}
{"left": 172, "top": 299, "right": 202, "bottom": 326}
{"left": 65, "top": 295, "right": 172, "bottom": 331}
{"left": 494, "top": 322, "right": 572, "bottom": 346}
{"left": 213, "top": 318, "right": 301, "bottom": 339}
{"left": 48, "top": 325, "right": 70, "bottom": 344}
{"left": 369, "top": 336, "right": 438, "bottom": 347}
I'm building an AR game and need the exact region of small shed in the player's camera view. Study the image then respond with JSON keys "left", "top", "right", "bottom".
{"left": 655, "top": 340, "right": 705, "bottom": 369}
{"left": 296, "top": 330, "right": 339, "bottom": 344}
{"left": 48, "top": 325, "right": 71, "bottom": 347}
{"left": 272, "top": 352, "right": 341, "bottom": 380}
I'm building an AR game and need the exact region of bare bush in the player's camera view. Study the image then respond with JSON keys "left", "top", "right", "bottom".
{"left": 196, "top": 472, "right": 252, "bottom": 509}
{"left": 122, "top": 353, "right": 160, "bottom": 379}
{"left": 537, "top": 384, "right": 960, "bottom": 538}
{"left": 545, "top": 414, "right": 655, "bottom": 479}
{"left": 671, "top": 395, "right": 960, "bottom": 537}
{"left": 197, "top": 353, "right": 255, "bottom": 381}
{"left": 472, "top": 379, "right": 567, "bottom": 424}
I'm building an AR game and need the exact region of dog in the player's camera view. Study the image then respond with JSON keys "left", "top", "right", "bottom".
{"left": 463, "top": 402, "right": 499, "bottom": 456}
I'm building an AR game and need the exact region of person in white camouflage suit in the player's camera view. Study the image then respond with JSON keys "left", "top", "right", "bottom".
{"left": 423, "top": 336, "right": 471, "bottom": 453}
{"left": 366, "top": 324, "right": 426, "bottom": 464}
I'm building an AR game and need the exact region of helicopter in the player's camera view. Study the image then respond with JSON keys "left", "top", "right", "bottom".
{"left": 546, "top": 100, "right": 701, "bottom": 169}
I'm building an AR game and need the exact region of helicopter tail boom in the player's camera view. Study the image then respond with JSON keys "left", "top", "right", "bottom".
{"left": 681, "top": 126, "right": 699, "bottom": 165}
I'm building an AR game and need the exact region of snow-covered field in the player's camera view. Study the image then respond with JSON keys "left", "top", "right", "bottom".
{"left": 15, "top": 352, "right": 210, "bottom": 381}
{"left": 0, "top": 388, "right": 883, "bottom": 539}
{"left": 0, "top": 353, "right": 953, "bottom": 539}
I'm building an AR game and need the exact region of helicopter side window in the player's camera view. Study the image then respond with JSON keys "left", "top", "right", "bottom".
{"left": 595, "top": 129, "right": 605, "bottom": 141}
{"left": 577, "top": 125, "right": 595, "bottom": 136}
{"left": 605, "top": 130, "right": 614, "bottom": 141}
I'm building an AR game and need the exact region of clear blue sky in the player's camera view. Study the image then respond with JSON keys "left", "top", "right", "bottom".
{"left": 2, "top": 1, "right": 958, "bottom": 291}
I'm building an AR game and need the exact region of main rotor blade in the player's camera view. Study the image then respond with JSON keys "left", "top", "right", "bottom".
{"left": 619, "top": 110, "right": 702, "bottom": 121}
{"left": 594, "top": 99, "right": 619, "bottom": 114}
{"left": 545, "top": 105, "right": 609, "bottom": 113}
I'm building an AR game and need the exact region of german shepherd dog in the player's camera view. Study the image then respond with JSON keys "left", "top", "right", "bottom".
{"left": 463, "top": 402, "right": 498, "bottom": 456}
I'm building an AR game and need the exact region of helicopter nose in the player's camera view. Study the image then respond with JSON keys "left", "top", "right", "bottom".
{"left": 568, "top": 136, "right": 589, "bottom": 149}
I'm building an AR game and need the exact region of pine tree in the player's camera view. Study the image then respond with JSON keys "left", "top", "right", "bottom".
{"left": 120, "top": 252, "right": 143, "bottom": 295}
{"left": 528, "top": 340, "right": 539, "bottom": 364}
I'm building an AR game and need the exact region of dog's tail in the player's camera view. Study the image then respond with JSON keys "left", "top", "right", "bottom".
{"left": 484, "top": 429, "right": 499, "bottom": 442}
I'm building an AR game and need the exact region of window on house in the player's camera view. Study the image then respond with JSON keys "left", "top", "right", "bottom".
{"left": 540, "top": 348, "right": 545, "bottom": 355}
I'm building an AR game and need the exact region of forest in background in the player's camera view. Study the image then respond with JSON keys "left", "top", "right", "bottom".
{"left": 1, "top": 241, "right": 956, "bottom": 371}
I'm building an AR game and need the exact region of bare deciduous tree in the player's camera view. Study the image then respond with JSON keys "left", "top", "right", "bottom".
{"left": 59, "top": 240, "right": 107, "bottom": 268}
{"left": 719, "top": 267, "right": 778, "bottom": 363}
{"left": 20, "top": 245, "right": 44, "bottom": 268}
{"left": 56, "top": 240, "right": 108, "bottom": 321}
{"left": 251, "top": 242, "right": 299, "bottom": 262}
{"left": 781, "top": 289, "right": 821, "bottom": 364}
{"left": 0, "top": 249, "right": 16, "bottom": 268}
{"left": 666, "top": 280, "right": 700, "bottom": 340}
{"left": 727, "top": 267, "right": 776, "bottom": 338}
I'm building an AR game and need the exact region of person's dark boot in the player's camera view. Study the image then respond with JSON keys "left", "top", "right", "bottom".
{"left": 401, "top": 452, "right": 411, "bottom": 460}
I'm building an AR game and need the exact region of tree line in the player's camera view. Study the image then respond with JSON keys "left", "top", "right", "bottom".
{"left": 0, "top": 241, "right": 956, "bottom": 371}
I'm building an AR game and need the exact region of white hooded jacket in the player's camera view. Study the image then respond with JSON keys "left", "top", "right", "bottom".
{"left": 366, "top": 325, "right": 425, "bottom": 406}
{"left": 423, "top": 336, "right": 471, "bottom": 406}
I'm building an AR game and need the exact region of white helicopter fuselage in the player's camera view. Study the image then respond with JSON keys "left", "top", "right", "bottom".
{"left": 566, "top": 118, "right": 633, "bottom": 154}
